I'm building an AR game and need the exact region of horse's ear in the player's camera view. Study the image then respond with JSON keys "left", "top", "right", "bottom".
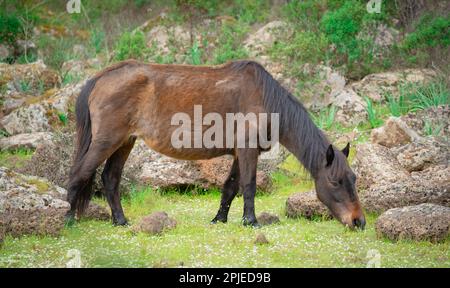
{"left": 342, "top": 142, "right": 350, "bottom": 158}
{"left": 326, "top": 144, "right": 334, "bottom": 167}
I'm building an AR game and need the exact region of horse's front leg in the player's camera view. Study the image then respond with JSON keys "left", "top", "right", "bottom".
{"left": 237, "top": 148, "right": 259, "bottom": 227}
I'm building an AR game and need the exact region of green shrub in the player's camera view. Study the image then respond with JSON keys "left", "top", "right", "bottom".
{"left": 282, "top": 0, "right": 327, "bottom": 31}
{"left": 402, "top": 15, "right": 450, "bottom": 51}
{"left": 230, "top": 0, "right": 269, "bottom": 24}
{"left": 0, "top": 12, "right": 23, "bottom": 46}
{"left": 114, "top": 30, "right": 148, "bottom": 61}
{"left": 270, "top": 31, "right": 328, "bottom": 67}
{"left": 36, "top": 35, "right": 77, "bottom": 71}
{"left": 90, "top": 29, "right": 105, "bottom": 55}
{"left": 320, "top": 1, "right": 365, "bottom": 62}
{"left": 212, "top": 22, "right": 248, "bottom": 64}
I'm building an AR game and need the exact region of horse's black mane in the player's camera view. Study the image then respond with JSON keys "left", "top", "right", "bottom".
{"left": 230, "top": 60, "right": 345, "bottom": 178}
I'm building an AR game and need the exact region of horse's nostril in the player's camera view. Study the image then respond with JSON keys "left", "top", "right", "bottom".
{"left": 353, "top": 217, "right": 366, "bottom": 230}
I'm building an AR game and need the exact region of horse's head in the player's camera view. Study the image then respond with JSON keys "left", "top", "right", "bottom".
{"left": 314, "top": 143, "right": 365, "bottom": 229}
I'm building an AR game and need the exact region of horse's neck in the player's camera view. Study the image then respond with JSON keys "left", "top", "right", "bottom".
{"left": 279, "top": 114, "right": 329, "bottom": 178}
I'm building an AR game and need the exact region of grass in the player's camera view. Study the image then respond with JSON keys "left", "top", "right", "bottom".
{"left": 364, "top": 97, "right": 383, "bottom": 128}
{"left": 386, "top": 81, "right": 449, "bottom": 116}
{"left": 0, "top": 148, "right": 34, "bottom": 169}
{"left": 1, "top": 162, "right": 448, "bottom": 268}
{"left": 310, "top": 105, "right": 336, "bottom": 130}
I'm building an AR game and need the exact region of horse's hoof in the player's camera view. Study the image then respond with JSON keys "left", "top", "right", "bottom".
{"left": 113, "top": 218, "right": 129, "bottom": 226}
{"left": 242, "top": 218, "right": 260, "bottom": 228}
{"left": 210, "top": 217, "right": 227, "bottom": 224}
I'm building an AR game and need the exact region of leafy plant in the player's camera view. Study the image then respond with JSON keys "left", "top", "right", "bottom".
{"left": 409, "top": 81, "right": 449, "bottom": 110}
{"left": 423, "top": 119, "right": 444, "bottom": 137}
{"left": 0, "top": 12, "right": 23, "bottom": 46}
{"left": 114, "top": 30, "right": 148, "bottom": 61}
{"left": 58, "top": 112, "right": 68, "bottom": 126}
{"left": 212, "top": 22, "right": 248, "bottom": 64}
{"left": 385, "top": 93, "right": 407, "bottom": 117}
{"left": 19, "top": 80, "right": 31, "bottom": 92}
{"left": 364, "top": 97, "right": 383, "bottom": 128}
{"left": 189, "top": 40, "right": 202, "bottom": 65}
{"left": 310, "top": 105, "right": 336, "bottom": 130}
{"left": 402, "top": 15, "right": 450, "bottom": 51}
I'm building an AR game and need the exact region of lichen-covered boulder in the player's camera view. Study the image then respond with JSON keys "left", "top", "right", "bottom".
{"left": 393, "top": 138, "right": 448, "bottom": 172}
{"left": 133, "top": 211, "right": 177, "bottom": 235}
{"left": 0, "top": 132, "right": 53, "bottom": 150}
{"left": 376, "top": 203, "right": 450, "bottom": 242}
{"left": 353, "top": 143, "right": 409, "bottom": 190}
{"left": 370, "top": 117, "right": 420, "bottom": 148}
{"left": 351, "top": 69, "right": 436, "bottom": 102}
{"left": 286, "top": 191, "right": 331, "bottom": 219}
{"left": 0, "top": 167, "right": 69, "bottom": 237}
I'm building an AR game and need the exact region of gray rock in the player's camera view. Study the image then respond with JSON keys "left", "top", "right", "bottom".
{"left": 126, "top": 140, "right": 272, "bottom": 192}
{"left": 0, "top": 167, "right": 69, "bottom": 237}
{"left": 1, "top": 103, "right": 51, "bottom": 135}
{"left": 394, "top": 138, "right": 448, "bottom": 172}
{"left": 353, "top": 143, "right": 409, "bottom": 191}
{"left": 244, "top": 21, "right": 289, "bottom": 57}
{"left": 333, "top": 88, "right": 367, "bottom": 126}
{"left": 257, "top": 212, "right": 280, "bottom": 226}
{"left": 285, "top": 191, "right": 331, "bottom": 219}
{"left": 376, "top": 204, "right": 450, "bottom": 242}
{"left": 0, "top": 132, "right": 53, "bottom": 150}
{"left": 360, "top": 178, "right": 449, "bottom": 213}
{"left": 370, "top": 117, "right": 420, "bottom": 148}
{"left": 254, "top": 232, "right": 269, "bottom": 245}
{"left": 133, "top": 211, "right": 177, "bottom": 235}
{"left": 352, "top": 69, "right": 436, "bottom": 102}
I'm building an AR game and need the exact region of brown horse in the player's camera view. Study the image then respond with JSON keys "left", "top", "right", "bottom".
{"left": 67, "top": 59, "right": 365, "bottom": 229}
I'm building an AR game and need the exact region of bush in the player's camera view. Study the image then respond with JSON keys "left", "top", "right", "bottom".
{"left": 211, "top": 22, "right": 248, "bottom": 64}
{"left": 0, "top": 12, "right": 23, "bottom": 46}
{"left": 270, "top": 31, "right": 328, "bottom": 67}
{"left": 114, "top": 30, "right": 148, "bottom": 61}
{"left": 320, "top": 1, "right": 365, "bottom": 62}
{"left": 402, "top": 15, "right": 450, "bottom": 50}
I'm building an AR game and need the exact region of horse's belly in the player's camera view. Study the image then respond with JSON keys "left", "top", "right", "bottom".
{"left": 142, "top": 137, "right": 232, "bottom": 160}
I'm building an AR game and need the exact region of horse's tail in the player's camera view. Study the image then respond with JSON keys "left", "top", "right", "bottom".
{"left": 69, "top": 76, "right": 99, "bottom": 216}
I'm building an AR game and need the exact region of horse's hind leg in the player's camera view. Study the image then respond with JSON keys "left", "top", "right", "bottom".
{"left": 211, "top": 158, "right": 240, "bottom": 224}
{"left": 67, "top": 141, "right": 120, "bottom": 221}
{"left": 101, "top": 136, "right": 136, "bottom": 226}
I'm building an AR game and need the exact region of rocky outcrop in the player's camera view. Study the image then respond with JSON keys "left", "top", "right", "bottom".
{"left": 370, "top": 117, "right": 420, "bottom": 147}
{"left": 244, "top": 21, "right": 289, "bottom": 57}
{"left": 0, "top": 167, "right": 112, "bottom": 238}
{"left": 0, "top": 132, "right": 53, "bottom": 150}
{"left": 354, "top": 111, "right": 450, "bottom": 213}
{"left": 376, "top": 204, "right": 450, "bottom": 242}
{"left": 0, "top": 60, "right": 60, "bottom": 96}
{"left": 0, "top": 167, "right": 69, "bottom": 237}
{"left": 133, "top": 211, "right": 177, "bottom": 235}
{"left": 353, "top": 143, "right": 409, "bottom": 191}
{"left": 285, "top": 191, "right": 331, "bottom": 219}
{"left": 352, "top": 69, "right": 436, "bottom": 102}
{"left": 126, "top": 140, "right": 272, "bottom": 192}
{"left": 1, "top": 82, "right": 83, "bottom": 135}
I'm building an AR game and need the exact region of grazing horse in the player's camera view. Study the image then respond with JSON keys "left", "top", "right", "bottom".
{"left": 67, "top": 59, "right": 365, "bottom": 229}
